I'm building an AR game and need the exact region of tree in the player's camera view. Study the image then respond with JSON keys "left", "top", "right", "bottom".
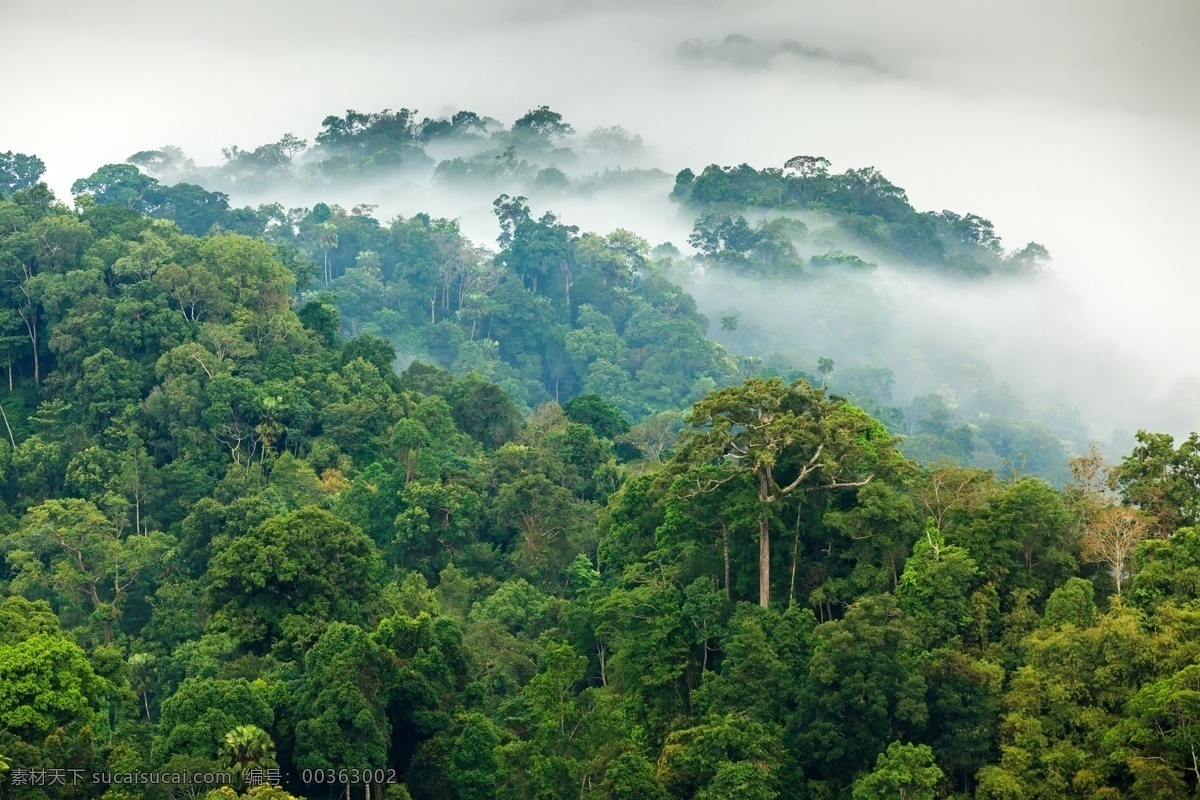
{"left": 1041, "top": 577, "right": 1096, "bottom": 628}
{"left": 267, "top": 452, "right": 324, "bottom": 508}
{"left": 317, "top": 223, "right": 339, "bottom": 285}
{"left": 897, "top": 527, "right": 979, "bottom": 648}
{"left": 10, "top": 498, "right": 172, "bottom": 644}
{"left": 0, "top": 151, "right": 46, "bottom": 196}
{"left": 619, "top": 411, "right": 684, "bottom": 462}
{"left": 71, "top": 163, "right": 160, "bottom": 209}
{"left": 795, "top": 595, "right": 928, "bottom": 784}
{"left": 154, "top": 262, "right": 226, "bottom": 322}
{"left": 219, "top": 725, "right": 277, "bottom": 785}
{"left": 658, "top": 713, "right": 782, "bottom": 799}
{"left": 391, "top": 418, "right": 432, "bottom": 483}
{"left": 494, "top": 473, "right": 585, "bottom": 582}
{"left": 697, "top": 762, "right": 777, "bottom": 800}
{"left": 783, "top": 155, "right": 831, "bottom": 179}
{"left": 1114, "top": 431, "right": 1200, "bottom": 535}
{"left": 394, "top": 480, "right": 483, "bottom": 578}
{"left": 562, "top": 393, "right": 630, "bottom": 440}
{"left": 448, "top": 373, "right": 522, "bottom": 448}
{"left": 205, "top": 507, "right": 382, "bottom": 652}
{"left": 603, "top": 752, "right": 668, "bottom": 800}
{"left": 450, "top": 713, "right": 501, "bottom": 800}
{"left": 294, "top": 623, "right": 392, "bottom": 779}
{"left": 817, "top": 356, "right": 834, "bottom": 388}
{"left": 955, "top": 478, "right": 1075, "bottom": 599}
{"left": 1128, "top": 664, "right": 1200, "bottom": 785}
{"left": 1079, "top": 505, "right": 1151, "bottom": 595}
{"left": 851, "top": 742, "right": 943, "bottom": 800}
{"left": 911, "top": 463, "right": 996, "bottom": 534}
{"left": 677, "top": 377, "right": 892, "bottom": 607}
{"left": 152, "top": 678, "right": 274, "bottom": 763}
{"left": 129, "top": 652, "right": 155, "bottom": 721}
{"left": 512, "top": 106, "right": 574, "bottom": 141}
{"left": 1006, "top": 241, "right": 1051, "bottom": 273}
{"left": 0, "top": 632, "right": 106, "bottom": 742}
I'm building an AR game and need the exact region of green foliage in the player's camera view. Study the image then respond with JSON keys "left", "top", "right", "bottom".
{"left": 449, "top": 373, "right": 522, "bottom": 448}
{"left": 672, "top": 161, "right": 1044, "bottom": 276}
{"left": 851, "top": 741, "right": 943, "bottom": 800}
{"left": 0, "top": 152, "right": 1196, "bottom": 800}
{"left": 205, "top": 507, "right": 382, "bottom": 653}
{"left": 658, "top": 713, "right": 782, "bottom": 799}
{"left": 796, "top": 594, "right": 928, "bottom": 785}
{"left": 152, "top": 678, "right": 274, "bottom": 763}
{"left": 219, "top": 724, "right": 278, "bottom": 784}
{"left": 603, "top": 752, "right": 667, "bottom": 800}
{"left": 1042, "top": 577, "right": 1097, "bottom": 628}
{"left": 0, "top": 632, "right": 106, "bottom": 740}
{"left": 562, "top": 393, "right": 630, "bottom": 440}
{"left": 293, "top": 622, "right": 392, "bottom": 773}
{"left": 897, "top": 528, "right": 979, "bottom": 648}
{"left": 450, "top": 713, "right": 501, "bottom": 800}
{"left": 1115, "top": 430, "right": 1200, "bottom": 534}
{"left": 0, "top": 151, "right": 46, "bottom": 197}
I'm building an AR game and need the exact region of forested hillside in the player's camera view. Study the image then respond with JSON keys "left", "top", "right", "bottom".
{"left": 3, "top": 135, "right": 1200, "bottom": 800}
{"left": 55, "top": 106, "right": 1091, "bottom": 484}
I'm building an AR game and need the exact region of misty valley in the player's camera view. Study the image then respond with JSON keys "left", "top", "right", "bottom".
{"left": 2, "top": 100, "right": 1200, "bottom": 800}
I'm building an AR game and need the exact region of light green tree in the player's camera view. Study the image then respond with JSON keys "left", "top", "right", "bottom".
{"left": 852, "top": 741, "right": 943, "bottom": 800}
{"left": 220, "top": 724, "right": 278, "bottom": 785}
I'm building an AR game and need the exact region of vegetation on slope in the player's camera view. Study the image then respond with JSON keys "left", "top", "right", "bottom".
{"left": 2, "top": 148, "right": 1199, "bottom": 800}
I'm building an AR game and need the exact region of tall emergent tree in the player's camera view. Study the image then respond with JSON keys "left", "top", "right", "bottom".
{"left": 676, "top": 377, "right": 894, "bottom": 607}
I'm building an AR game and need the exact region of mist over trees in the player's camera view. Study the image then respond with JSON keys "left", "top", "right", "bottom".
{"left": 61, "top": 105, "right": 1105, "bottom": 485}
{"left": 1, "top": 97, "right": 1198, "bottom": 800}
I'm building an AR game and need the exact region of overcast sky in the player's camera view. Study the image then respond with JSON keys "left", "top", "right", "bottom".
{"left": 4, "top": 0, "right": 1198, "bottom": 432}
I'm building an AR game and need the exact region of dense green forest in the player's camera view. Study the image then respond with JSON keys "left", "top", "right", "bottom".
{"left": 58, "top": 106, "right": 1088, "bottom": 485}
{"left": 3, "top": 125, "right": 1200, "bottom": 800}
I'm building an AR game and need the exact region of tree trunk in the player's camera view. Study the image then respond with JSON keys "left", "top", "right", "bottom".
{"left": 759, "top": 515, "right": 770, "bottom": 609}
{"left": 758, "top": 470, "right": 773, "bottom": 609}
{"left": 723, "top": 524, "right": 731, "bottom": 601}
{"left": 0, "top": 403, "right": 14, "bottom": 449}
{"left": 789, "top": 508, "right": 802, "bottom": 607}
{"left": 29, "top": 326, "right": 39, "bottom": 385}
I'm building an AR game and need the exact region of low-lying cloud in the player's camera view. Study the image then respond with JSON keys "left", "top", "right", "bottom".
{"left": 677, "top": 34, "right": 887, "bottom": 73}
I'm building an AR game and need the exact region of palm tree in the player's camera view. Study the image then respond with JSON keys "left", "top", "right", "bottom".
{"left": 317, "top": 224, "right": 339, "bottom": 285}
{"left": 817, "top": 356, "right": 835, "bottom": 388}
{"left": 128, "top": 652, "right": 154, "bottom": 721}
{"left": 255, "top": 396, "right": 285, "bottom": 462}
{"left": 219, "top": 724, "right": 277, "bottom": 785}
